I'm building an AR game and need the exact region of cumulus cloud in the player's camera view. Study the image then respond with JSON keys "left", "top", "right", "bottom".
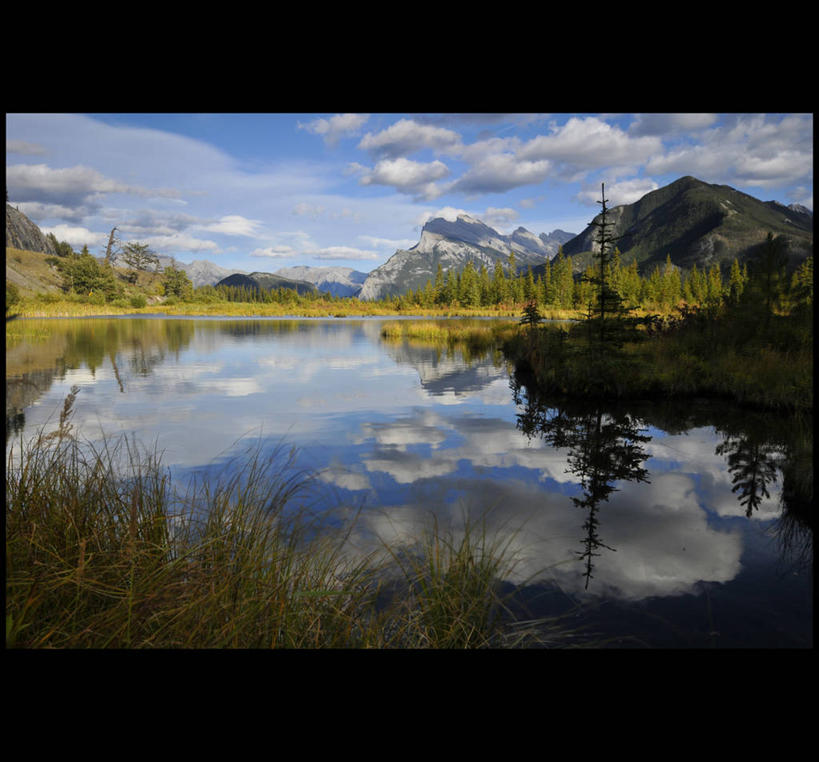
{"left": 416, "top": 206, "right": 472, "bottom": 225}
{"left": 449, "top": 153, "right": 552, "bottom": 194}
{"left": 16, "top": 201, "right": 91, "bottom": 223}
{"left": 298, "top": 113, "right": 370, "bottom": 146}
{"left": 357, "top": 157, "right": 451, "bottom": 200}
{"left": 576, "top": 177, "right": 660, "bottom": 206}
{"left": 646, "top": 113, "right": 813, "bottom": 189}
{"left": 517, "top": 117, "right": 663, "bottom": 173}
{"left": 202, "top": 214, "right": 263, "bottom": 236}
{"left": 481, "top": 206, "right": 519, "bottom": 229}
{"left": 6, "top": 163, "right": 180, "bottom": 210}
{"left": 40, "top": 224, "right": 108, "bottom": 249}
{"left": 251, "top": 245, "right": 298, "bottom": 258}
{"left": 141, "top": 232, "right": 219, "bottom": 254}
{"left": 358, "top": 118, "right": 462, "bottom": 159}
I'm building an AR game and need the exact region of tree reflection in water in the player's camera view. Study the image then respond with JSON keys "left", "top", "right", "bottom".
{"left": 511, "top": 372, "right": 651, "bottom": 589}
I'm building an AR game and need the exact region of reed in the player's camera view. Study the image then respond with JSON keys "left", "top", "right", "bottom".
{"left": 6, "top": 396, "right": 556, "bottom": 648}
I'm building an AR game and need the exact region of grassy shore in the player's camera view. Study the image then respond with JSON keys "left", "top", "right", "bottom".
{"left": 6, "top": 400, "right": 561, "bottom": 649}
{"left": 9, "top": 293, "right": 561, "bottom": 320}
{"left": 503, "top": 311, "right": 813, "bottom": 413}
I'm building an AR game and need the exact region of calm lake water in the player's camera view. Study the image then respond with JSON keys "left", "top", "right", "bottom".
{"left": 6, "top": 316, "right": 813, "bottom": 648}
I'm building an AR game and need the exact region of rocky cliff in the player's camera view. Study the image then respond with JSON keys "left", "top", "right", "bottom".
{"left": 6, "top": 204, "right": 57, "bottom": 255}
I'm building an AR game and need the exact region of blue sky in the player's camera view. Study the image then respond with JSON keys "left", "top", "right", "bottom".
{"left": 6, "top": 112, "right": 813, "bottom": 274}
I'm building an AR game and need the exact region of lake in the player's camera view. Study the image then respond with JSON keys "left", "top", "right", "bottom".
{"left": 6, "top": 316, "right": 813, "bottom": 648}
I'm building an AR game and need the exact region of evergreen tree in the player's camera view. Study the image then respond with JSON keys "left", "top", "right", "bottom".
{"left": 433, "top": 262, "right": 445, "bottom": 304}
{"left": 750, "top": 232, "right": 789, "bottom": 324}
{"left": 541, "top": 260, "right": 553, "bottom": 305}
{"left": 478, "top": 264, "right": 491, "bottom": 306}
{"left": 459, "top": 261, "right": 480, "bottom": 306}
{"left": 661, "top": 254, "right": 682, "bottom": 308}
{"left": 162, "top": 265, "right": 194, "bottom": 299}
{"left": 727, "top": 257, "right": 745, "bottom": 306}
{"left": 706, "top": 264, "right": 724, "bottom": 309}
{"left": 121, "top": 241, "right": 160, "bottom": 284}
{"left": 584, "top": 183, "right": 631, "bottom": 347}
{"left": 492, "top": 260, "right": 507, "bottom": 304}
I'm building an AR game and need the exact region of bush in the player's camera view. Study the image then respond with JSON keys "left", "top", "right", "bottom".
{"left": 129, "top": 294, "right": 147, "bottom": 308}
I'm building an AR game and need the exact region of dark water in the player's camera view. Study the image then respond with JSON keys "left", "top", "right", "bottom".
{"left": 6, "top": 316, "right": 813, "bottom": 648}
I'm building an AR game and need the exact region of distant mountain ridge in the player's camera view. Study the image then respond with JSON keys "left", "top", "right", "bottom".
{"left": 358, "top": 214, "right": 576, "bottom": 301}
{"left": 559, "top": 175, "right": 813, "bottom": 274}
{"left": 215, "top": 272, "right": 317, "bottom": 295}
{"left": 273, "top": 266, "right": 368, "bottom": 298}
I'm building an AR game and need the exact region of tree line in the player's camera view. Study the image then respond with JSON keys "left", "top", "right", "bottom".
{"left": 397, "top": 244, "right": 812, "bottom": 315}
{"left": 37, "top": 230, "right": 812, "bottom": 316}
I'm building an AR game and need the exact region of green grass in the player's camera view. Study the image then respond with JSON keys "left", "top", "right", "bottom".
{"left": 504, "top": 310, "right": 813, "bottom": 412}
{"left": 6, "top": 395, "right": 561, "bottom": 649}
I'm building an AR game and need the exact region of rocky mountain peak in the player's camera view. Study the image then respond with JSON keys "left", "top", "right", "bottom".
{"left": 6, "top": 204, "right": 58, "bottom": 256}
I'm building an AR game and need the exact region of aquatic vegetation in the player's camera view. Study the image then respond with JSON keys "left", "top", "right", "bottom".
{"left": 5, "top": 403, "right": 555, "bottom": 649}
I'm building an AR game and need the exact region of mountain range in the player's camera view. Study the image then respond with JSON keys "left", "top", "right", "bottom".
{"left": 559, "top": 175, "right": 813, "bottom": 274}
{"left": 272, "top": 266, "right": 368, "bottom": 298}
{"left": 357, "top": 217, "right": 575, "bottom": 301}
{"left": 7, "top": 176, "right": 813, "bottom": 301}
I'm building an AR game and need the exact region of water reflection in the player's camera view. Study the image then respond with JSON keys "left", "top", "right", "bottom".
{"left": 513, "top": 373, "right": 651, "bottom": 588}
{"left": 510, "top": 365, "right": 813, "bottom": 596}
{"left": 5, "top": 317, "right": 812, "bottom": 646}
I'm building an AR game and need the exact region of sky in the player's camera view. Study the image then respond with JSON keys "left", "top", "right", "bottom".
{"left": 5, "top": 112, "right": 813, "bottom": 274}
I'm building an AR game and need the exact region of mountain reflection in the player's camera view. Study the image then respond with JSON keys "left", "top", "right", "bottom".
{"left": 512, "top": 371, "right": 651, "bottom": 589}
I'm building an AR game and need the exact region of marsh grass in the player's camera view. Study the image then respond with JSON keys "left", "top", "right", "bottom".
{"left": 6, "top": 394, "right": 559, "bottom": 649}
{"left": 380, "top": 319, "right": 521, "bottom": 364}
{"left": 505, "top": 312, "right": 812, "bottom": 412}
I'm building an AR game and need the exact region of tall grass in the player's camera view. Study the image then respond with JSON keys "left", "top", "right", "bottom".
{"left": 504, "top": 312, "right": 812, "bottom": 412}
{"left": 6, "top": 394, "right": 558, "bottom": 648}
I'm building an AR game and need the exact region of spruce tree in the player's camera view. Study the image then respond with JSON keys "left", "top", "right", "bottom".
{"left": 584, "top": 183, "right": 631, "bottom": 349}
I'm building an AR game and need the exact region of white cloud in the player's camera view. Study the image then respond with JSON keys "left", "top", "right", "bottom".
{"left": 143, "top": 232, "right": 220, "bottom": 254}
{"left": 251, "top": 245, "right": 297, "bottom": 258}
{"left": 482, "top": 207, "right": 519, "bottom": 229}
{"left": 646, "top": 113, "right": 813, "bottom": 189}
{"left": 16, "top": 201, "right": 90, "bottom": 223}
{"left": 518, "top": 117, "right": 663, "bottom": 172}
{"left": 40, "top": 224, "right": 108, "bottom": 248}
{"left": 6, "top": 163, "right": 179, "bottom": 206}
{"left": 358, "top": 157, "right": 451, "bottom": 200}
{"left": 202, "top": 214, "right": 263, "bottom": 236}
{"left": 358, "top": 118, "right": 462, "bottom": 158}
{"left": 298, "top": 114, "right": 370, "bottom": 146}
{"left": 450, "top": 153, "right": 552, "bottom": 194}
{"left": 416, "top": 206, "right": 472, "bottom": 225}
{"left": 576, "top": 177, "right": 660, "bottom": 207}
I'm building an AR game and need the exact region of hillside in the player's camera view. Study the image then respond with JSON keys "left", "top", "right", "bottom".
{"left": 215, "top": 272, "right": 317, "bottom": 295}
{"left": 559, "top": 176, "right": 813, "bottom": 274}
{"left": 6, "top": 247, "right": 64, "bottom": 295}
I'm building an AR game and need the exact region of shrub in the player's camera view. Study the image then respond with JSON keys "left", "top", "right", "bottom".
{"left": 129, "top": 294, "right": 147, "bottom": 308}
